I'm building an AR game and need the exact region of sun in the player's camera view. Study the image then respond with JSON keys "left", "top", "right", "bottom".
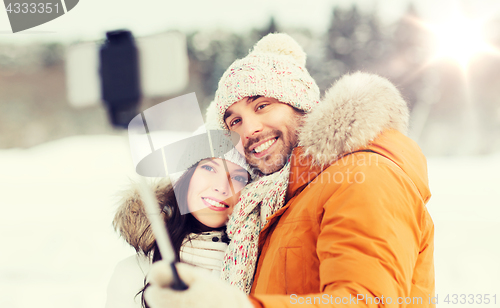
{"left": 425, "top": 14, "right": 498, "bottom": 69}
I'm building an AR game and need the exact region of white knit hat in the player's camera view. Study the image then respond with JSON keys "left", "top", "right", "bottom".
{"left": 165, "top": 101, "right": 251, "bottom": 177}
{"left": 213, "top": 33, "right": 320, "bottom": 129}
{"left": 164, "top": 131, "right": 249, "bottom": 173}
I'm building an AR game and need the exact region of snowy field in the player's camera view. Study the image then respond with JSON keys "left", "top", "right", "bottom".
{"left": 0, "top": 135, "right": 499, "bottom": 308}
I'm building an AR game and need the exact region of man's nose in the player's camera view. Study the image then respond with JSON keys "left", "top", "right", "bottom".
{"left": 241, "top": 114, "right": 263, "bottom": 140}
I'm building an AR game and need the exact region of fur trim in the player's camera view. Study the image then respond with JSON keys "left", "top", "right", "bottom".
{"left": 298, "top": 72, "right": 410, "bottom": 168}
{"left": 113, "top": 178, "right": 173, "bottom": 254}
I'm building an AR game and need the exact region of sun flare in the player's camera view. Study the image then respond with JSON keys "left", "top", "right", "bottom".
{"left": 426, "top": 14, "right": 498, "bottom": 69}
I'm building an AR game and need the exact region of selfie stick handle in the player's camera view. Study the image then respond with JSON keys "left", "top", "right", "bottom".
{"left": 170, "top": 262, "right": 189, "bottom": 290}
{"left": 137, "top": 177, "right": 189, "bottom": 291}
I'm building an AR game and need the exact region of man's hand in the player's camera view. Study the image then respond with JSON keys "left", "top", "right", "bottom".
{"left": 145, "top": 262, "right": 254, "bottom": 308}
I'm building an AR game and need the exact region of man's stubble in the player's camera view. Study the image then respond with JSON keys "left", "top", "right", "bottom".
{"left": 244, "top": 112, "right": 304, "bottom": 176}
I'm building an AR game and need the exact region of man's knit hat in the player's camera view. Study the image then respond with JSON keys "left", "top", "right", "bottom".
{"left": 214, "top": 33, "right": 320, "bottom": 129}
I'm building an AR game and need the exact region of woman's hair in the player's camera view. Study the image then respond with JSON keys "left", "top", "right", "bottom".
{"left": 138, "top": 161, "right": 226, "bottom": 307}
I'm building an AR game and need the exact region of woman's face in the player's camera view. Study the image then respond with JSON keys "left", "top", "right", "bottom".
{"left": 186, "top": 158, "right": 249, "bottom": 228}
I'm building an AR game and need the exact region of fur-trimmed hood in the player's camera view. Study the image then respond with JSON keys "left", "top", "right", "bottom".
{"left": 113, "top": 178, "right": 173, "bottom": 254}
{"left": 298, "top": 72, "right": 409, "bottom": 167}
{"left": 114, "top": 72, "right": 427, "bottom": 253}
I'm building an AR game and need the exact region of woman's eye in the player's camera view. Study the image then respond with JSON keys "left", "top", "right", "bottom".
{"left": 232, "top": 175, "right": 248, "bottom": 184}
{"left": 256, "top": 104, "right": 268, "bottom": 110}
{"left": 201, "top": 165, "right": 214, "bottom": 172}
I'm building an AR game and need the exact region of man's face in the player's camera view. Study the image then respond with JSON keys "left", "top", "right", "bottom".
{"left": 224, "top": 97, "right": 303, "bottom": 175}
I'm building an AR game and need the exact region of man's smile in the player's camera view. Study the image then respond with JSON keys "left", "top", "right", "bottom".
{"left": 251, "top": 137, "right": 278, "bottom": 154}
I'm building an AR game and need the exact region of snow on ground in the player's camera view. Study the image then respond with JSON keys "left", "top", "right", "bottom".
{"left": 0, "top": 135, "right": 499, "bottom": 308}
{"left": 426, "top": 155, "right": 500, "bottom": 306}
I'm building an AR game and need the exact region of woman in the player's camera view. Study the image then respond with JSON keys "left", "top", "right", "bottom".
{"left": 105, "top": 147, "right": 250, "bottom": 308}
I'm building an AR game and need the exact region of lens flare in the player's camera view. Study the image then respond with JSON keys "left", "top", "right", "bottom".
{"left": 429, "top": 15, "right": 497, "bottom": 69}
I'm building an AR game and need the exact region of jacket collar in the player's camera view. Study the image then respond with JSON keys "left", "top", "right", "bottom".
{"left": 286, "top": 146, "right": 323, "bottom": 202}
{"left": 260, "top": 146, "right": 323, "bottom": 228}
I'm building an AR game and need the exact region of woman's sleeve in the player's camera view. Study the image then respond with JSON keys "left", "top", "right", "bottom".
{"left": 105, "top": 254, "right": 151, "bottom": 308}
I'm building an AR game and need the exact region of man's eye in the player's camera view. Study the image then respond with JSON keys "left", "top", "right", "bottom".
{"left": 230, "top": 118, "right": 241, "bottom": 127}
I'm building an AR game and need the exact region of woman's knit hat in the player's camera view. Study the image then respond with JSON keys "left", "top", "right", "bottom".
{"left": 213, "top": 33, "right": 321, "bottom": 129}
{"left": 165, "top": 101, "right": 251, "bottom": 182}
{"left": 164, "top": 130, "right": 250, "bottom": 177}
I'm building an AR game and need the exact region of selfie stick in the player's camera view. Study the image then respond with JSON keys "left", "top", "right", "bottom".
{"left": 137, "top": 176, "right": 188, "bottom": 291}
{"left": 98, "top": 29, "right": 189, "bottom": 290}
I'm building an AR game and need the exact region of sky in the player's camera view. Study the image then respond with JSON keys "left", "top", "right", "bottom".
{"left": 2, "top": 0, "right": 500, "bottom": 44}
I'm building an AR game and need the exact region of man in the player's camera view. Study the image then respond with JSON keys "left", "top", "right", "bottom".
{"left": 146, "top": 33, "right": 435, "bottom": 307}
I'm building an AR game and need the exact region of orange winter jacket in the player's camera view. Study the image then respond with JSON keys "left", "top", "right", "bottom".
{"left": 248, "top": 129, "right": 434, "bottom": 307}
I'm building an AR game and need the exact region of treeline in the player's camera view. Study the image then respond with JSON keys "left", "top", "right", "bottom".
{"left": 1, "top": 4, "right": 499, "bottom": 154}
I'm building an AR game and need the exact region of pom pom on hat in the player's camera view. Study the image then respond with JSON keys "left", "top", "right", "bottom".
{"left": 251, "top": 33, "right": 306, "bottom": 67}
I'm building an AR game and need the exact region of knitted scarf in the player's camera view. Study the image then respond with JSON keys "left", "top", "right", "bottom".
{"left": 221, "top": 157, "right": 292, "bottom": 294}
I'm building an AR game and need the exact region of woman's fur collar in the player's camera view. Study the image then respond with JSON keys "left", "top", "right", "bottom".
{"left": 113, "top": 178, "right": 172, "bottom": 254}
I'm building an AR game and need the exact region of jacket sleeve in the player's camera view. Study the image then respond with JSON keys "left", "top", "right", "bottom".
{"left": 249, "top": 160, "right": 428, "bottom": 307}
{"left": 105, "top": 254, "right": 151, "bottom": 308}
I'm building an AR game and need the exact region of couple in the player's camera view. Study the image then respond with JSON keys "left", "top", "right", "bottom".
{"left": 108, "top": 33, "right": 435, "bottom": 308}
